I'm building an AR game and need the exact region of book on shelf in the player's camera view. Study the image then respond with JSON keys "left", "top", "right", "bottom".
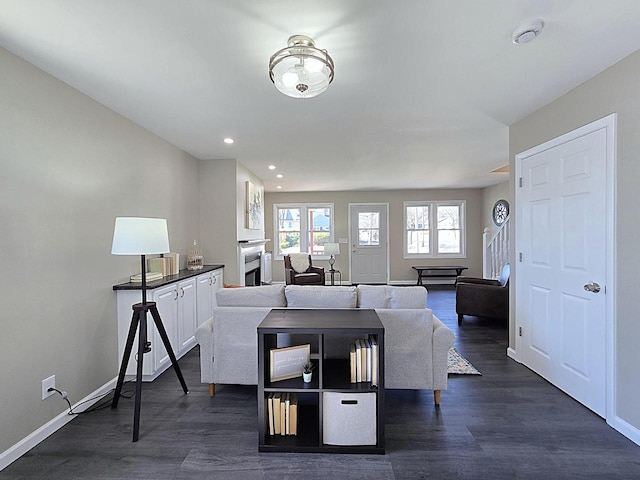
{"left": 284, "top": 393, "right": 290, "bottom": 436}
{"left": 350, "top": 343, "right": 357, "bottom": 383}
{"left": 365, "top": 338, "right": 372, "bottom": 383}
{"left": 273, "top": 393, "right": 281, "bottom": 435}
{"left": 267, "top": 393, "right": 274, "bottom": 435}
{"left": 129, "top": 271, "right": 163, "bottom": 283}
{"left": 168, "top": 252, "right": 179, "bottom": 274}
{"left": 350, "top": 336, "right": 378, "bottom": 386}
{"left": 290, "top": 393, "right": 298, "bottom": 436}
{"left": 370, "top": 336, "right": 378, "bottom": 387}
{"left": 280, "top": 393, "right": 286, "bottom": 436}
{"left": 359, "top": 338, "right": 369, "bottom": 382}
{"left": 148, "top": 257, "right": 171, "bottom": 277}
{"left": 355, "top": 339, "right": 363, "bottom": 382}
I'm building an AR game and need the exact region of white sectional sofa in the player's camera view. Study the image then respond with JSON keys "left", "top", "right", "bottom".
{"left": 195, "top": 284, "right": 455, "bottom": 404}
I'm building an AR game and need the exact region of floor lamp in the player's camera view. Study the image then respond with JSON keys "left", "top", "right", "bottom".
{"left": 110, "top": 217, "right": 188, "bottom": 442}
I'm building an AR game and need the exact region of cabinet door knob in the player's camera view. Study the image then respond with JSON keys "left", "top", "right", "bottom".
{"left": 212, "top": 276, "right": 217, "bottom": 285}
{"left": 174, "top": 290, "right": 179, "bottom": 300}
{"left": 180, "top": 287, "right": 185, "bottom": 298}
{"left": 209, "top": 277, "right": 212, "bottom": 286}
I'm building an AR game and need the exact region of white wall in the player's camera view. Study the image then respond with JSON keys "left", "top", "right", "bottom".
{"left": 0, "top": 46, "right": 201, "bottom": 454}
{"left": 199, "top": 159, "right": 264, "bottom": 285}
{"left": 482, "top": 181, "right": 510, "bottom": 238}
{"left": 510, "top": 49, "right": 640, "bottom": 434}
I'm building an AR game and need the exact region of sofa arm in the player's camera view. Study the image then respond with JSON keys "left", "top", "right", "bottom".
{"left": 432, "top": 315, "right": 455, "bottom": 390}
{"left": 195, "top": 319, "right": 214, "bottom": 384}
{"left": 211, "top": 307, "right": 272, "bottom": 386}
{"left": 308, "top": 265, "right": 325, "bottom": 282}
{"left": 455, "top": 282, "right": 509, "bottom": 320}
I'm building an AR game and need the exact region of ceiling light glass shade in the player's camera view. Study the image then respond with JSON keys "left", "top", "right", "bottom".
{"left": 269, "top": 35, "right": 334, "bottom": 99}
{"left": 111, "top": 217, "right": 170, "bottom": 255}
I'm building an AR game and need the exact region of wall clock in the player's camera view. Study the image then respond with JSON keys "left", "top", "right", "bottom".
{"left": 492, "top": 199, "right": 510, "bottom": 226}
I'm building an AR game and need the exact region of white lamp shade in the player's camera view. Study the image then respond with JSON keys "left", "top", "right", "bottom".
{"left": 111, "top": 217, "right": 170, "bottom": 255}
{"left": 324, "top": 243, "right": 340, "bottom": 255}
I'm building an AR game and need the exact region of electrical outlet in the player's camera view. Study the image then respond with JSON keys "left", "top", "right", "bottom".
{"left": 42, "top": 375, "right": 55, "bottom": 400}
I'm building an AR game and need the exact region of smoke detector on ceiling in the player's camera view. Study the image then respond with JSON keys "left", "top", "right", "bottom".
{"left": 512, "top": 19, "right": 545, "bottom": 45}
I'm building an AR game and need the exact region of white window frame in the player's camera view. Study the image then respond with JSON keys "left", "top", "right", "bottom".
{"left": 403, "top": 200, "right": 466, "bottom": 259}
{"left": 273, "top": 203, "right": 335, "bottom": 259}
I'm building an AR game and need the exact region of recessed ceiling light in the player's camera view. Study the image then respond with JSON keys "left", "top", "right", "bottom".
{"left": 276, "top": 185, "right": 282, "bottom": 189}
{"left": 268, "top": 165, "right": 276, "bottom": 170}
{"left": 223, "top": 138, "right": 234, "bottom": 144}
{"left": 276, "top": 174, "right": 283, "bottom": 178}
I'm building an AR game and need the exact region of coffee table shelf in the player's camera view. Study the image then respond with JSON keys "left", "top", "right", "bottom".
{"left": 257, "top": 309, "right": 385, "bottom": 454}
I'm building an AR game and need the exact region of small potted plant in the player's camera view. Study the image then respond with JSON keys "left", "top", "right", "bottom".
{"left": 302, "top": 361, "right": 314, "bottom": 383}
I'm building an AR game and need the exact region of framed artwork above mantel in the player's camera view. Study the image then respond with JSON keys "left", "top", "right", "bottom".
{"left": 246, "top": 180, "right": 264, "bottom": 230}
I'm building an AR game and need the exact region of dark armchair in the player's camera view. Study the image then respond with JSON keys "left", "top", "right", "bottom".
{"left": 455, "top": 264, "right": 509, "bottom": 325}
{"left": 284, "top": 254, "right": 325, "bottom": 285}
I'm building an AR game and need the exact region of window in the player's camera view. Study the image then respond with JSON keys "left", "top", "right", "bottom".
{"left": 274, "top": 203, "right": 334, "bottom": 258}
{"left": 404, "top": 201, "right": 465, "bottom": 258}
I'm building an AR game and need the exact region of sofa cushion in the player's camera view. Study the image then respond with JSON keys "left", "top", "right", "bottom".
{"left": 285, "top": 285, "right": 357, "bottom": 308}
{"left": 216, "top": 284, "right": 286, "bottom": 307}
{"left": 357, "top": 285, "right": 427, "bottom": 309}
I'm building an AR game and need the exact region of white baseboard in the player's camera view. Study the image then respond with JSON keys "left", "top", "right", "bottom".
{"left": 609, "top": 415, "right": 640, "bottom": 446}
{"left": 507, "top": 347, "right": 520, "bottom": 362}
{"left": 0, "top": 377, "right": 117, "bottom": 471}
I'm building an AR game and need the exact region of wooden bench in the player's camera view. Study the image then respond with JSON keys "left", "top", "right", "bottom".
{"left": 412, "top": 266, "right": 468, "bottom": 285}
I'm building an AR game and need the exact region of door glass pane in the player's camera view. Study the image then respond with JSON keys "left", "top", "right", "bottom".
{"left": 358, "top": 212, "right": 380, "bottom": 246}
{"left": 359, "top": 212, "right": 379, "bottom": 228}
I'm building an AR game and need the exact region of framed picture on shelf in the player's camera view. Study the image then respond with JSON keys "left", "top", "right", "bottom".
{"left": 270, "top": 344, "right": 310, "bottom": 382}
{"left": 246, "top": 180, "right": 263, "bottom": 230}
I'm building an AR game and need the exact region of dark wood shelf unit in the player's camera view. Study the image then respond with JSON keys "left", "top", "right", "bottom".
{"left": 258, "top": 309, "right": 385, "bottom": 454}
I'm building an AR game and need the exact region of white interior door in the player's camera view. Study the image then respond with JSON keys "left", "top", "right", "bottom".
{"left": 349, "top": 204, "right": 388, "bottom": 284}
{"left": 516, "top": 117, "right": 614, "bottom": 418}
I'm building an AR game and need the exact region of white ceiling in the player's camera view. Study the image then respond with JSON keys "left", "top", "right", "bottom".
{"left": 2, "top": 1, "right": 640, "bottom": 192}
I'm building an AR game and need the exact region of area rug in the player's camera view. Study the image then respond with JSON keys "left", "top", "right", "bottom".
{"left": 447, "top": 348, "right": 481, "bottom": 375}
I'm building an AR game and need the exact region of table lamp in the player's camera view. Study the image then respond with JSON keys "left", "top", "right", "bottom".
{"left": 110, "top": 217, "right": 188, "bottom": 442}
{"left": 324, "top": 243, "right": 340, "bottom": 272}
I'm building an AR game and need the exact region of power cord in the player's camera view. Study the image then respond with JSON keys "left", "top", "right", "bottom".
{"left": 48, "top": 382, "right": 135, "bottom": 416}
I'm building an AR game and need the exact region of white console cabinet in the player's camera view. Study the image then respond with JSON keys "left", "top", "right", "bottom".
{"left": 114, "top": 265, "right": 223, "bottom": 381}
{"left": 196, "top": 268, "right": 223, "bottom": 326}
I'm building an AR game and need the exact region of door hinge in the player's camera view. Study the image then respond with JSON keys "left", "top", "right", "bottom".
{"left": 519, "top": 252, "right": 523, "bottom": 262}
{"left": 519, "top": 177, "right": 523, "bottom": 187}
{"left": 519, "top": 327, "right": 523, "bottom": 337}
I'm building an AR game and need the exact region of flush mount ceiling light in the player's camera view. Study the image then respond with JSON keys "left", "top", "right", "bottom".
{"left": 512, "top": 19, "right": 545, "bottom": 45}
{"left": 269, "top": 34, "right": 334, "bottom": 98}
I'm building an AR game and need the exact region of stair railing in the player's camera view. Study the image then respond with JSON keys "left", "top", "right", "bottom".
{"left": 483, "top": 216, "right": 510, "bottom": 279}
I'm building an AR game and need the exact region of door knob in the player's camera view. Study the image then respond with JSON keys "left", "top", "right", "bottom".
{"left": 583, "top": 282, "right": 601, "bottom": 293}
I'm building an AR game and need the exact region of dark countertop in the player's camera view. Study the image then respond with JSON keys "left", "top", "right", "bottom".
{"left": 113, "top": 264, "right": 224, "bottom": 291}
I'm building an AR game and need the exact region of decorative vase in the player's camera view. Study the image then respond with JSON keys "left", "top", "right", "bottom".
{"left": 187, "top": 240, "right": 204, "bottom": 270}
{"left": 303, "top": 372, "right": 312, "bottom": 383}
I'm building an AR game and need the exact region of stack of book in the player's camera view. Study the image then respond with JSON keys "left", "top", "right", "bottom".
{"left": 266, "top": 393, "right": 298, "bottom": 436}
{"left": 350, "top": 336, "right": 379, "bottom": 386}
{"left": 147, "top": 252, "right": 180, "bottom": 277}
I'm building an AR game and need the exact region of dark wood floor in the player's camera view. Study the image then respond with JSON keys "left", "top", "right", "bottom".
{"left": 3, "top": 287, "right": 640, "bottom": 479}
